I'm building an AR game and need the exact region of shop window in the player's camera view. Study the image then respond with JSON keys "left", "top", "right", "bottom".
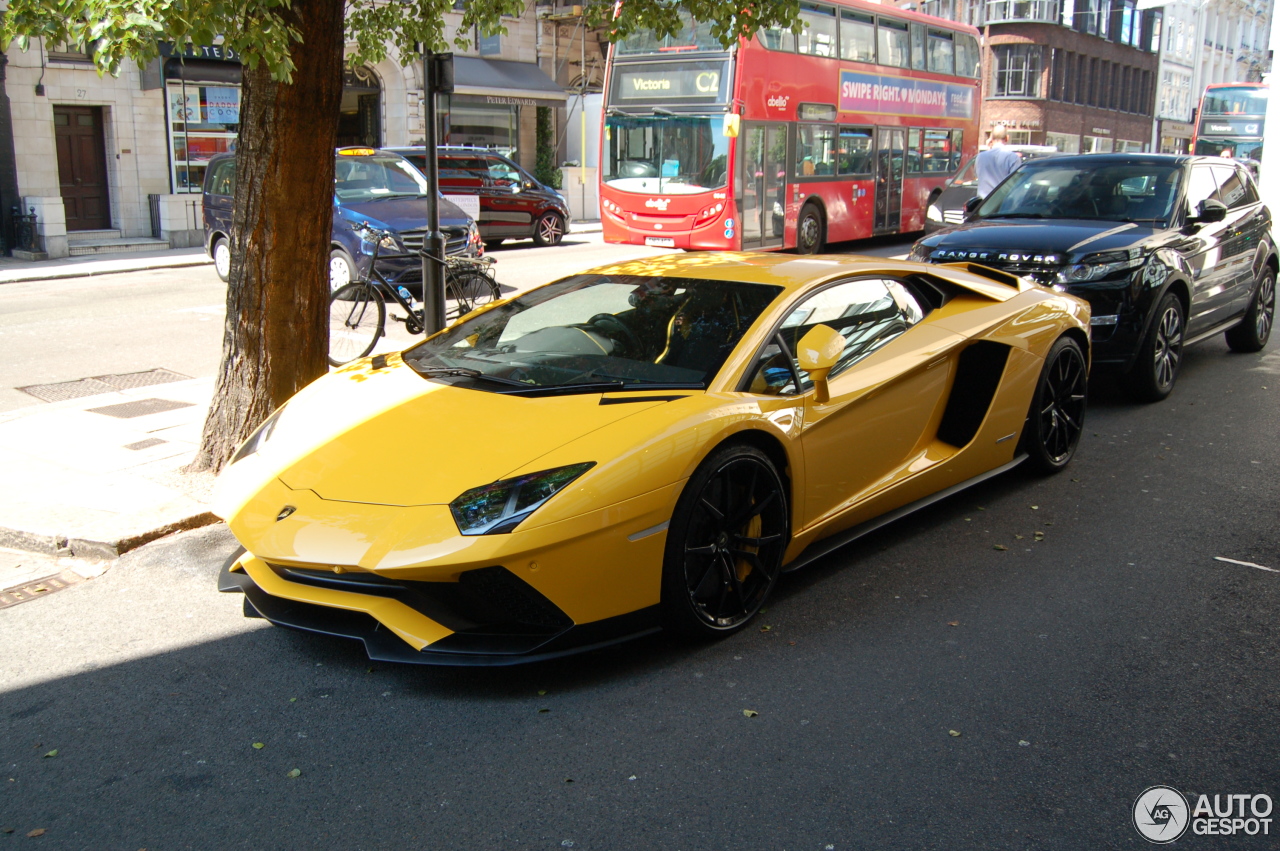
{"left": 167, "top": 82, "right": 240, "bottom": 193}
{"left": 992, "top": 45, "right": 1042, "bottom": 98}
{"left": 797, "top": 3, "right": 838, "bottom": 57}
{"left": 984, "top": 0, "right": 1059, "bottom": 23}
{"left": 1006, "top": 130, "right": 1032, "bottom": 145}
{"left": 839, "top": 11, "right": 876, "bottom": 63}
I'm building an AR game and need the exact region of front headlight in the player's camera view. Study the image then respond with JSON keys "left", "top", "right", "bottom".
{"left": 449, "top": 463, "right": 595, "bottom": 535}
{"left": 1055, "top": 252, "right": 1143, "bottom": 284}
{"left": 230, "top": 405, "right": 286, "bottom": 465}
{"left": 908, "top": 243, "right": 933, "bottom": 263}
{"left": 926, "top": 204, "right": 943, "bottom": 222}
{"left": 360, "top": 231, "right": 399, "bottom": 255}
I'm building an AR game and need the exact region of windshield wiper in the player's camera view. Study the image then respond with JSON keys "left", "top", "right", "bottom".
{"left": 979, "top": 213, "right": 1050, "bottom": 219}
{"left": 503, "top": 381, "right": 706, "bottom": 398}
{"left": 419, "top": 367, "right": 531, "bottom": 388}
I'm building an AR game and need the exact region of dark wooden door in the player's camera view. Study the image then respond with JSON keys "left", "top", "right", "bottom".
{"left": 54, "top": 106, "right": 111, "bottom": 231}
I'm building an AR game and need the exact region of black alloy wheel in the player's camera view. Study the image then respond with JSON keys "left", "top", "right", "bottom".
{"left": 533, "top": 212, "right": 565, "bottom": 246}
{"left": 1023, "top": 336, "right": 1087, "bottom": 474}
{"left": 1225, "top": 267, "right": 1275, "bottom": 353}
{"left": 662, "top": 444, "right": 789, "bottom": 636}
{"left": 796, "top": 203, "right": 825, "bottom": 254}
{"left": 1125, "top": 291, "right": 1184, "bottom": 403}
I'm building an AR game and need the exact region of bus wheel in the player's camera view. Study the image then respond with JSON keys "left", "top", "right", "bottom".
{"left": 797, "top": 204, "right": 824, "bottom": 254}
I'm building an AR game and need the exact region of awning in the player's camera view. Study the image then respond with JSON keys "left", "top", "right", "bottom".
{"left": 452, "top": 57, "right": 567, "bottom": 104}
{"left": 164, "top": 58, "right": 242, "bottom": 84}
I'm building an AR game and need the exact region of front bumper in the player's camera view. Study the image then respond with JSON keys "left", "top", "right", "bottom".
{"left": 219, "top": 552, "right": 661, "bottom": 666}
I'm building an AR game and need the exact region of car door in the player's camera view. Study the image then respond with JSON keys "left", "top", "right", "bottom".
{"left": 1177, "top": 164, "right": 1237, "bottom": 334}
{"left": 770, "top": 278, "right": 961, "bottom": 531}
{"left": 202, "top": 157, "right": 235, "bottom": 236}
{"left": 1211, "top": 163, "right": 1266, "bottom": 317}
{"left": 483, "top": 155, "right": 535, "bottom": 238}
{"left": 437, "top": 155, "right": 488, "bottom": 236}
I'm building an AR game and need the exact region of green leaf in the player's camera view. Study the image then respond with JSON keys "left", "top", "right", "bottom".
{"left": 42, "top": 749, "right": 58, "bottom": 758}
{"left": 287, "top": 768, "right": 301, "bottom": 778}
{"left": 252, "top": 742, "right": 265, "bottom": 750}
{"left": 743, "top": 709, "right": 759, "bottom": 718}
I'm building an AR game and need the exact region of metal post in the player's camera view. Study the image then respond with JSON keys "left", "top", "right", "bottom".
{"left": 420, "top": 52, "right": 451, "bottom": 335}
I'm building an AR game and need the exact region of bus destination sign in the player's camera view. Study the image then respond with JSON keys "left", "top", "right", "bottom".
{"left": 612, "top": 61, "right": 730, "bottom": 103}
{"left": 838, "top": 71, "right": 974, "bottom": 119}
{"left": 1200, "top": 119, "right": 1261, "bottom": 136}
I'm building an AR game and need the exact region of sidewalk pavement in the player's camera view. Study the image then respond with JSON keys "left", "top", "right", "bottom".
{"left": 0, "top": 221, "right": 606, "bottom": 285}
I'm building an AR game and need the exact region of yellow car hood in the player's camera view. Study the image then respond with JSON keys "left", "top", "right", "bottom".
{"left": 270, "top": 359, "right": 667, "bottom": 507}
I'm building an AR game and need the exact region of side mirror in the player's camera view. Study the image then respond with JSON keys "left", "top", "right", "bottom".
{"left": 1193, "top": 198, "right": 1227, "bottom": 224}
{"left": 963, "top": 195, "right": 983, "bottom": 215}
{"left": 796, "top": 325, "right": 846, "bottom": 404}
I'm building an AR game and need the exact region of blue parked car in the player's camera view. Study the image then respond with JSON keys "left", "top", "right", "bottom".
{"left": 203, "top": 147, "right": 482, "bottom": 290}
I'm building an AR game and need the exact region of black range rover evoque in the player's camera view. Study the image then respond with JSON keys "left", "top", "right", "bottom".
{"left": 910, "top": 154, "right": 1276, "bottom": 401}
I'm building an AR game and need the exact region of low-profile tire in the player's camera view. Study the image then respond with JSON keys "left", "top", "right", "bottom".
{"left": 1021, "top": 336, "right": 1087, "bottom": 474}
{"left": 212, "top": 236, "right": 231, "bottom": 283}
{"left": 1225, "top": 267, "right": 1275, "bottom": 353}
{"left": 329, "top": 248, "right": 358, "bottom": 293}
{"left": 532, "top": 212, "right": 565, "bottom": 246}
{"left": 1123, "top": 291, "right": 1184, "bottom": 403}
{"left": 796, "top": 203, "right": 824, "bottom": 254}
{"left": 661, "top": 444, "right": 789, "bottom": 638}
{"left": 328, "top": 282, "right": 384, "bottom": 367}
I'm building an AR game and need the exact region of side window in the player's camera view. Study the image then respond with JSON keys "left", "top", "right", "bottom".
{"left": 1211, "top": 164, "right": 1249, "bottom": 209}
{"left": 761, "top": 27, "right": 796, "bottom": 52}
{"left": 778, "top": 278, "right": 926, "bottom": 386}
{"left": 907, "top": 129, "right": 923, "bottom": 174}
{"left": 910, "top": 23, "right": 927, "bottom": 71}
{"left": 877, "top": 18, "right": 910, "bottom": 69}
{"left": 839, "top": 11, "right": 876, "bottom": 62}
{"left": 927, "top": 29, "right": 955, "bottom": 74}
{"left": 1184, "top": 166, "right": 1220, "bottom": 216}
{"left": 839, "top": 127, "right": 874, "bottom": 175}
{"left": 745, "top": 336, "right": 801, "bottom": 396}
{"left": 207, "top": 160, "right": 235, "bottom": 196}
{"left": 797, "top": 2, "right": 837, "bottom": 57}
{"left": 922, "top": 130, "right": 953, "bottom": 173}
{"left": 953, "top": 158, "right": 978, "bottom": 187}
{"left": 797, "top": 124, "right": 837, "bottom": 176}
{"left": 488, "top": 158, "right": 522, "bottom": 186}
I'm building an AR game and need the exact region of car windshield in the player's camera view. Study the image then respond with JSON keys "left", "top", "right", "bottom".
{"left": 977, "top": 162, "right": 1183, "bottom": 223}
{"left": 335, "top": 155, "right": 431, "bottom": 202}
{"left": 403, "top": 274, "right": 783, "bottom": 394}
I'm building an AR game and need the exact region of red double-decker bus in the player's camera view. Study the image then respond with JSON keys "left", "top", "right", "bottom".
{"left": 1192, "top": 82, "right": 1267, "bottom": 165}
{"left": 599, "top": 3, "right": 981, "bottom": 252}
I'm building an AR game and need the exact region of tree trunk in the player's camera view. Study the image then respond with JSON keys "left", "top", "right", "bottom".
{"left": 190, "top": 0, "right": 345, "bottom": 473}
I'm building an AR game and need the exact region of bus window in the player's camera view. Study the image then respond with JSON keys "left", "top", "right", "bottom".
{"left": 928, "top": 30, "right": 955, "bottom": 75}
{"left": 922, "top": 130, "right": 954, "bottom": 172}
{"left": 797, "top": 3, "right": 838, "bottom": 58}
{"left": 955, "top": 33, "right": 981, "bottom": 77}
{"left": 839, "top": 127, "right": 874, "bottom": 175}
{"left": 907, "top": 129, "right": 923, "bottom": 174}
{"left": 797, "top": 124, "right": 838, "bottom": 176}
{"left": 910, "top": 24, "right": 926, "bottom": 71}
{"left": 761, "top": 27, "right": 796, "bottom": 52}
{"left": 839, "top": 11, "right": 876, "bottom": 63}
{"left": 877, "top": 18, "right": 910, "bottom": 69}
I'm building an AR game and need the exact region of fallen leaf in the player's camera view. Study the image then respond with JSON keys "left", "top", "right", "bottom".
{"left": 760, "top": 625, "right": 772, "bottom": 632}
{"left": 538, "top": 708, "right": 550, "bottom": 714}
{"left": 565, "top": 778, "right": 574, "bottom": 783}
{"left": 1, "top": 827, "right": 13, "bottom": 834}
{"left": 27, "top": 829, "right": 45, "bottom": 837}
{"left": 743, "top": 709, "right": 759, "bottom": 718}
{"left": 33, "top": 586, "right": 48, "bottom": 593}
{"left": 1014, "top": 535, "right": 1024, "bottom": 540}
{"left": 993, "top": 544, "right": 1008, "bottom": 551}
{"left": 252, "top": 742, "right": 264, "bottom": 750}
{"left": 365, "top": 667, "right": 373, "bottom": 674}
{"left": 42, "top": 750, "right": 57, "bottom": 758}
{"left": 1030, "top": 505, "right": 1039, "bottom": 510}
{"left": 1071, "top": 478, "right": 1080, "bottom": 482}
{"left": 949, "top": 730, "right": 961, "bottom": 737}
{"left": 977, "top": 506, "right": 986, "bottom": 511}
{"left": 788, "top": 641, "right": 796, "bottom": 646}
{"left": 537, "top": 690, "right": 547, "bottom": 696}
{"left": 286, "top": 768, "right": 301, "bottom": 778}
{"left": 1019, "top": 740, "right": 1031, "bottom": 747}
{"left": 947, "top": 621, "right": 960, "bottom": 627}
{"left": 628, "top": 775, "right": 637, "bottom": 781}
{"left": 289, "top": 698, "right": 297, "bottom": 703}
{"left": 1034, "top": 532, "right": 1045, "bottom": 541}
{"left": 760, "top": 608, "right": 768, "bottom": 614}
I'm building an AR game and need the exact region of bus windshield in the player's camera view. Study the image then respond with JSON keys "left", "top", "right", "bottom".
{"left": 1202, "top": 86, "right": 1269, "bottom": 115}
{"left": 615, "top": 11, "right": 725, "bottom": 56}
{"left": 602, "top": 114, "right": 730, "bottom": 193}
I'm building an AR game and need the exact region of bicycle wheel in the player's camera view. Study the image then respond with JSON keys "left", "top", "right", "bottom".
{"left": 445, "top": 269, "right": 501, "bottom": 321}
{"left": 328, "top": 282, "right": 385, "bottom": 367}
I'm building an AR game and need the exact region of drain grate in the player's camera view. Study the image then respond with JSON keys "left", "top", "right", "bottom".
{"left": 124, "top": 437, "right": 167, "bottom": 451}
{"left": 19, "top": 368, "right": 192, "bottom": 403}
{"left": 88, "top": 398, "right": 194, "bottom": 419}
{"left": 0, "top": 571, "right": 84, "bottom": 609}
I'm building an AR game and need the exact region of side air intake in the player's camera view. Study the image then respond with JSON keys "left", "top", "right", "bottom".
{"left": 937, "top": 342, "right": 1011, "bottom": 448}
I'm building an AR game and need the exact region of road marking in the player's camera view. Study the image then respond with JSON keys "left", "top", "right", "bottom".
{"left": 1214, "top": 556, "right": 1277, "bottom": 573}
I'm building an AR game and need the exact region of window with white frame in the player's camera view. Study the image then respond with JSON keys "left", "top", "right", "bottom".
{"left": 984, "top": 0, "right": 1059, "bottom": 23}
{"left": 992, "top": 45, "right": 1042, "bottom": 98}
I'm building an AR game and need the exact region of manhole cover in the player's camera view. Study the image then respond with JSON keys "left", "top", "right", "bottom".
{"left": 87, "top": 398, "right": 194, "bottom": 419}
{"left": 0, "top": 571, "right": 84, "bottom": 609}
{"left": 19, "top": 369, "right": 192, "bottom": 403}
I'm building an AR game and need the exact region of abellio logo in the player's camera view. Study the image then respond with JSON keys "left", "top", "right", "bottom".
{"left": 1134, "top": 786, "right": 1190, "bottom": 844}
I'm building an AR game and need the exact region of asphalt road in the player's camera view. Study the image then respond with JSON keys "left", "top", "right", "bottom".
{"left": 1, "top": 280, "right": 1278, "bottom": 846}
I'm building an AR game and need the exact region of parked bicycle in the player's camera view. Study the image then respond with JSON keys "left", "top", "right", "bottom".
{"left": 329, "top": 224, "right": 501, "bottom": 366}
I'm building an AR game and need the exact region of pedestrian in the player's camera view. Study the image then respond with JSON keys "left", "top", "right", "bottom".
{"left": 975, "top": 125, "right": 1022, "bottom": 198}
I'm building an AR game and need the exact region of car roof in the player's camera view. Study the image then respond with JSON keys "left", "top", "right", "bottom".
{"left": 580, "top": 251, "right": 1026, "bottom": 301}
{"left": 1017, "top": 152, "right": 1211, "bottom": 167}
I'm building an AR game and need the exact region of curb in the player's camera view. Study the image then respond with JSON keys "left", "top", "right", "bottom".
{"left": 0, "top": 255, "right": 214, "bottom": 285}
{"left": 0, "top": 511, "right": 222, "bottom": 560}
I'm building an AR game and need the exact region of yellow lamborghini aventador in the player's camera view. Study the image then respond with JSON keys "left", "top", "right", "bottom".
{"left": 215, "top": 252, "right": 1090, "bottom": 665}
